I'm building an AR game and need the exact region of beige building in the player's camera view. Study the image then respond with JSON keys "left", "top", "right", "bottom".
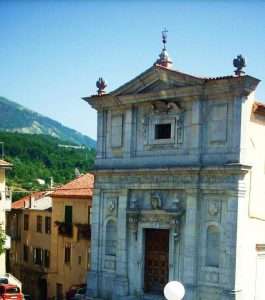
{"left": 7, "top": 173, "right": 93, "bottom": 299}
{"left": 0, "top": 159, "right": 12, "bottom": 276}
{"left": 7, "top": 190, "right": 53, "bottom": 299}
{"left": 50, "top": 173, "right": 93, "bottom": 298}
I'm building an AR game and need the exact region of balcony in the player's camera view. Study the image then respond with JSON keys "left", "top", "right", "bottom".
{"left": 55, "top": 221, "right": 73, "bottom": 237}
{"left": 76, "top": 223, "right": 91, "bottom": 240}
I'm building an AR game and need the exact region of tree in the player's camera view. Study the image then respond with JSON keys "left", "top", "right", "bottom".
{"left": 0, "top": 223, "right": 6, "bottom": 254}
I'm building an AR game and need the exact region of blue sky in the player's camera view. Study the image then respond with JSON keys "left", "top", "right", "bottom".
{"left": 0, "top": 1, "right": 264, "bottom": 140}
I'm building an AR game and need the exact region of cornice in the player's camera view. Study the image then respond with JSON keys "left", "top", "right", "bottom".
{"left": 89, "top": 164, "right": 251, "bottom": 175}
{"left": 83, "top": 75, "right": 260, "bottom": 110}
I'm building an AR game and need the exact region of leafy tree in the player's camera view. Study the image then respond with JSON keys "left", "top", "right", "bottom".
{"left": 0, "top": 223, "right": 6, "bottom": 254}
{"left": 0, "top": 131, "right": 96, "bottom": 201}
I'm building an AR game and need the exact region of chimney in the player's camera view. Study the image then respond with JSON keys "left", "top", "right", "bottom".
{"left": 50, "top": 177, "right": 53, "bottom": 189}
{"left": 30, "top": 196, "right": 35, "bottom": 208}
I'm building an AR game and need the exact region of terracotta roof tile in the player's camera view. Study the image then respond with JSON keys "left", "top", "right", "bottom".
{"left": 12, "top": 191, "right": 47, "bottom": 209}
{"left": 203, "top": 75, "right": 235, "bottom": 82}
{"left": 0, "top": 160, "right": 13, "bottom": 168}
{"left": 51, "top": 173, "right": 94, "bottom": 198}
{"left": 253, "top": 101, "right": 265, "bottom": 116}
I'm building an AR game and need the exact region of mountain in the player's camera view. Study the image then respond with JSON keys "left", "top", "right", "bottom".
{"left": 0, "top": 97, "right": 96, "bottom": 148}
{"left": 0, "top": 131, "right": 95, "bottom": 201}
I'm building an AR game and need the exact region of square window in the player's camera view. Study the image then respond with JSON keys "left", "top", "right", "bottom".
{"left": 155, "top": 123, "right": 171, "bottom": 139}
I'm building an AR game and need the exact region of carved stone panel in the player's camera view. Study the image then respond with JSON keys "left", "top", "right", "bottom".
{"left": 104, "top": 259, "right": 116, "bottom": 270}
{"left": 105, "top": 197, "right": 118, "bottom": 217}
{"left": 203, "top": 271, "right": 219, "bottom": 283}
{"left": 111, "top": 114, "right": 123, "bottom": 148}
{"left": 141, "top": 101, "right": 184, "bottom": 149}
{"left": 209, "top": 104, "right": 228, "bottom": 143}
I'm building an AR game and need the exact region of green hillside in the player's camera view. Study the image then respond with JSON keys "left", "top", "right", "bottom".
{"left": 0, "top": 132, "right": 95, "bottom": 201}
{"left": 0, "top": 97, "right": 96, "bottom": 148}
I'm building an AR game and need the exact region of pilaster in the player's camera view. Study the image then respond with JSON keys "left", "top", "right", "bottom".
{"left": 87, "top": 188, "right": 101, "bottom": 297}
{"left": 182, "top": 190, "right": 198, "bottom": 300}
{"left": 113, "top": 189, "right": 129, "bottom": 299}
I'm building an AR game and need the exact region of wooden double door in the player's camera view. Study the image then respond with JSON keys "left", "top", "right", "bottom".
{"left": 144, "top": 229, "right": 169, "bottom": 295}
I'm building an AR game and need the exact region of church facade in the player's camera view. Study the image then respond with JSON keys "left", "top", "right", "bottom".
{"left": 84, "top": 44, "right": 265, "bottom": 300}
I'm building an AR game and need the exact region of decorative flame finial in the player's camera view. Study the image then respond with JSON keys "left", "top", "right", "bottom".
{"left": 162, "top": 28, "right": 168, "bottom": 50}
{"left": 96, "top": 77, "right": 107, "bottom": 95}
{"left": 233, "top": 55, "right": 246, "bottom": 76}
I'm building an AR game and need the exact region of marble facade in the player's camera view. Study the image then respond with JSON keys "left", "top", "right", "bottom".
{"left": 84, "top": 58, "right": 265, "bottom": 299}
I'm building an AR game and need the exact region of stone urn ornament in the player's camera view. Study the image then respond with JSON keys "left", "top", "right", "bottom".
{"left": 96, "top": 77, "right": 107, "bottom": 95}
{"left": 233, "top": 55, "right": 246, "bottom": 76}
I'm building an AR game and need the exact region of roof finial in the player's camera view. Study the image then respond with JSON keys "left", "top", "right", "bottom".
{"left": 96, "top": 77, "right": 107, "bottom": 95}
{"left": 155, "top": 28, "right": 172, "bottom": 69}
{"left": 162, "top": 28, "right": 168, "bottom": 50}
{"left": 233, "top": 54, "right": 246, "bottom": 76}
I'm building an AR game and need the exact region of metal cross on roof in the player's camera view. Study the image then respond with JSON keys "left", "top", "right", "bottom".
{"left": 162, "top": 28, "right": 168, "bottom": 50}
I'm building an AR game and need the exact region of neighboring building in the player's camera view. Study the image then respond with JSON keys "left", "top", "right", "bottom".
{"left": 0, "top": 159, "right": 12, "bottom": 276}
{"left": 83, "top": 37, "right": 265, "bottom": 300}
{"left": 7, "top": 190, "right": 52, "bottom": 299}
{"left": 7, "top": 173, "right": 93, "bottom": 299}
{"left": 50, "top": 173, "right": 93, "bottom": 299}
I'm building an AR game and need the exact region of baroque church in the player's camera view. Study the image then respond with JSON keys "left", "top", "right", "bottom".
{"left": 84, "top": 33, "right": 265, "bottom": 300}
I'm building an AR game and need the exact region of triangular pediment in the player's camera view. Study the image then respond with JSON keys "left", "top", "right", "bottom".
{"left": 110, "top": 65, "right": 204, "bottom": 96}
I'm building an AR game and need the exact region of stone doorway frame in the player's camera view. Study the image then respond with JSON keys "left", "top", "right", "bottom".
{"left": 135, "top": 222, "right": 180, "bottom": 295}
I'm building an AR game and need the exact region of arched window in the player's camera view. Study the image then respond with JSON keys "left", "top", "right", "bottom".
{"left": 105, "top": 220, "right": 117, "bottom": 256}
{"left": 206, "top": 225, "right": 220, "bottom": 267}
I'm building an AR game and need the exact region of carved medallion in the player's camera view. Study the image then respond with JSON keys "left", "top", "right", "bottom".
{"left": 208, "top": 203, "right": 218, "bottom": 216}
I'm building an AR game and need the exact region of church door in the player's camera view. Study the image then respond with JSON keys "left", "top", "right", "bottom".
{"left": 144, "top": 229, "right": 169, "bottom": 294}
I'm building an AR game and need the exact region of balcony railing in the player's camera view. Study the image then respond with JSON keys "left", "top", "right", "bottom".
{"left": 55, "top": 221, "right": 73, "bottom": 237}
{"left": 76, "top": 224, "right": 91, "bottom": 240}
{"left": 54, "top": 221, "right": 91, "bottom": 240}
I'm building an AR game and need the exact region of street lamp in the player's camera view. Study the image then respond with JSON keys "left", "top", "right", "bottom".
{"left": 164, "top": 281, "right": 185, "bottom": 300}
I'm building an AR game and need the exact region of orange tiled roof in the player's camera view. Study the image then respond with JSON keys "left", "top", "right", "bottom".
{"left": 253, "top": 101, "right": 265, "bottom": 116}
{"left": 51, "top": 173, "right": 94, "bottom": 199}
{"left": 0, "top": 160, "right": 13, "bottom": 168}
{"left": 12, "top": 191, "right": 47, "bottom": 209}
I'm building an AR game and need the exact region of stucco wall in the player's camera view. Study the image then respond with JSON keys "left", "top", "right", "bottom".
{"left": 50, "top": 197, "right": 91, "bottom": 297}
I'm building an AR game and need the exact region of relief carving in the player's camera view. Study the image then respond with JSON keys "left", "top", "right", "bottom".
{"left": 176, "top": 114, "right": 183, "bottom": 144}
{"left": 208, "top": 203, "right": 219, "bottom": 216}
{"left": 142, "top": 101, "right": 184, "bottom": 147}
{"left": 206, "top": 200, "right": 221, "bottom": 222}
{"left": 98, "top": 174, "right": 196, "bottom": 184}
{"left": 150, "top": 193, "right": 162, "bottom": 209}
{"left": 130, "top": 194, "right": 138, "bottom": 209}
{"left": 129, "top": 215, "right": 139, "bottom": 240}
{"left": 204, "top": 272, "right": 219, "bottom": 283}
{"left": 172, "top": 194, "right": 180, "bottom": 209}
{"left": 106, "top": 197, "right": 118, "bottom": 216}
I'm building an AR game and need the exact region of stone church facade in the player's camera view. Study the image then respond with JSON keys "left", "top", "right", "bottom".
{"left": 84, "top": 45, "right": 265, "bottom": 300}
